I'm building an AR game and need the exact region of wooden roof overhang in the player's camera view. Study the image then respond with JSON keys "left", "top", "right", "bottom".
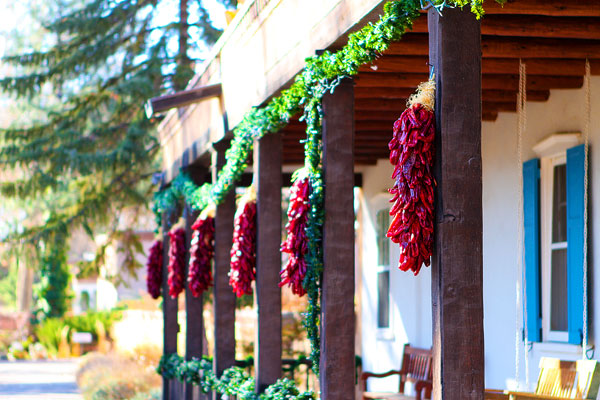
{"left": 278, "top": 0, "right": 600, "bottom": 166}
{"left": 156, "top": 0, "right": 600, "bottom": 182}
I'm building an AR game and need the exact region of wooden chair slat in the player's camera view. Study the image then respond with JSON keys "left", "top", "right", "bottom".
{"left": 508, "top": 357, "right": 600, "bottom": 400}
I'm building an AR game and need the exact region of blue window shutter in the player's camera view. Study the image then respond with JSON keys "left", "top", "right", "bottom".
{"left": 523, "top": 158, "right": 541, "bottom": 342}
{"left": 566, "top": 144, "right": 586, "bottom": 345}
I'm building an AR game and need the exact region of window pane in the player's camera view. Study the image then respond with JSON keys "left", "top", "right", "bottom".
{"left": 550, "top": 248, "right": 568, "bottom": 332}
{"left": 377, "top": 271, "right": 390, "bottom": 328}
{"left": 376, "top": 210, "right": 390, "bottom": 266}
{"left": 552, "top": 164, "right": 567, "bottom": 243}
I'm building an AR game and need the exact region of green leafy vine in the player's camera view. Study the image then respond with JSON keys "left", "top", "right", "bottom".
{"left": 157, "top": 354, "right": 315, "bottom": 400}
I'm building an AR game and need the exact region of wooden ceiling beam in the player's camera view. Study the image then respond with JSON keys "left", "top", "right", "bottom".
{"left": 356, "top": 73, "right": 583, "bottom": 91}
{"left": 483, "top": 111, "right": 499, "bottom": 122}
{"left": 146, "top": 83, "right": 222, "bottom": 116}
{"left": 408, "top": 15, "right": 600, "bottom": 39}
{"left": 354, "top": 87, "right": 414, "bottom": 99}
{"left": 386, "top": 34, "right": 600, "bottom": 59}
{"left": 415, "top": 0, "right": 600, "bottom": 17}
{"left": 361, "top": 56, "right": 600, "bottom": 76}
{"left": 354, "top": 89, "right": 549, "bottom": 103}
{"left": 355, "top": 99, "right": 406, "bottom": 111}
{"left": 478, "top": 0, "right": 600, "bottom": 17}
{"left": 282, "top": 155, "right": 379, "bottom": 166}
{"left": 483, "top": 101, "right": 518, "bottom": 112}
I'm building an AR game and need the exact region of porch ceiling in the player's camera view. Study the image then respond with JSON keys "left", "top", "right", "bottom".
{"left": 279, "top": 0, "right": 600, "bottom": 165}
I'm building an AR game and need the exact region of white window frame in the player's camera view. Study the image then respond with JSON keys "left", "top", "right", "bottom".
{"left": 374, "top": 205, "right": 393, "bottom": 340}
{"left": 540, "top": 153, "right": 568, "bottom": 342}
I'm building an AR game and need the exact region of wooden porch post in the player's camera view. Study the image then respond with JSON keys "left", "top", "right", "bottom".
{"left": 253, "top": 134, "right": 283, "bottom": 393}
{"left": 212, "top": 140, "right": 236, "bottom": 399}
{"left": 428, "top": 8, "right": 484, "bottom": 400}
{"left": 320, "top": 77, "right": 356, "bottom": 400}
{"left": 162, "top": 211, "right": 180, "bottom": 400}
{"left": 184, "top": 200, "right": 204, "bottom": 400}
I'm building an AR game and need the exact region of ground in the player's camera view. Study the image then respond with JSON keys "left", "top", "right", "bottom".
{"left": 0, "top": 360, "right": 82, "bottom": 400}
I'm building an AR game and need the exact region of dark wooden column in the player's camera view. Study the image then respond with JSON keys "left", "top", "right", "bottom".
{"left": 253, "top": 134, "right": 283, "bottom": 393}
{"left": 428, "top": 8, "right": 484, "bottom": 400}
{"left": 320, "top": 78, "right": 356, "bottom": 400}
{"left": 162, "top": 211, "right": 180, "bottom": 400}
{"left": 184, "top": 201, "right": 204, "bottom": 400}
{"left": 212, "top": 140, "right": 236, "bottom": 398}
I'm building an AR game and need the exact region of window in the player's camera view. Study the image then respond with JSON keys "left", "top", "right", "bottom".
{"left": 523, "top": 137, "right": 587, "bottom": 345}
{"left": 541, "top": 158, "right": 568, "bottom": 341}
{"left": 377, "top": 271, "right": 390, "bottom": 328}
{"left": 375, "top": 209, "right": 391, "bottom": 332}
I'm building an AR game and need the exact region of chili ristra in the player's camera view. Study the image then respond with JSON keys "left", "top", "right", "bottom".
{"left": 167, "top": 226, "right": 186, "bottom": 297}
{"left": 387, "top": 79, "right": 436, "bottom": 275}
{"left": 229, "top": 185, "right": 257, "bottom": 297}
{"left": 146, "top": 239, "right": 163, "bottom": 299}
{"left": 280, "top": 169, "right": 310, "bottom": 296}
{"left": 188, "top": 206, "right": 215, "bottom": 297}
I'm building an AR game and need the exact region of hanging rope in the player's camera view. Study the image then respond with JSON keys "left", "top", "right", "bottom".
{"left": 582, "top": 59, "right": 591, "bottom": 359}
{"left": 514, "top": 60, "right": 532, "bottom": 388}
{"left": 514, "top": 59, "right": 526, "bottom": 387}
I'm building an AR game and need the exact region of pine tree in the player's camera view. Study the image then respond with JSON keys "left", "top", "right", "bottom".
{"left": 0, "top": 0, "right": 235, "bottom": 280}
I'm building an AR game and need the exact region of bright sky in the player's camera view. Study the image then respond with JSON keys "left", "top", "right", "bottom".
{"left": 0, "top": 0, "right": 229, "bottom": 59}
{"left": 0, "top": 1, "right": 26, "bottom": 58}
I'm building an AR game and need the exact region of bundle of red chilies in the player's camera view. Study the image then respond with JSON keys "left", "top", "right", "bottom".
{"left": 145, "top": 239, "right": 163, "bottom": 299}
{"left": 229, "top": 186, "right": 257, "bottom": 297}
{"left": 188, "top": 206, "right": 215, "bottom": 297}
{"left": 280, "top": 170, "right": 310, "bottom": 296}
{"left": 167, "top": 226, "right": 186, "bottom": 297}
{"left": 387, "top": 79, "right": 436, "bottom": 275}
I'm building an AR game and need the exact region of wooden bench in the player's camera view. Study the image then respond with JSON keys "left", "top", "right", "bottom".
{"left": 361, "top": 345, "right": 432, "bottom": 400}
{"left": 503, "top": 357, "right": 600, "bottom": 400}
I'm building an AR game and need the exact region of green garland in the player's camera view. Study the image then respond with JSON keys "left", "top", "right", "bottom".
{"left": 152, "top": 0, "right": 495, "bottom": 380}
{"left": 157, "top": 354, "right": 315, "bottom": 400}
{"left": 301, "top": 92, "right": 326, "bottom": 373}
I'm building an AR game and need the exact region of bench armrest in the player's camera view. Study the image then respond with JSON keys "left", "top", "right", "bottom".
{"left": 484, "top": 389, "right": 509, "bottom": 399}
{"left": 361, "top": 370, "right": 403, "bottom": 390}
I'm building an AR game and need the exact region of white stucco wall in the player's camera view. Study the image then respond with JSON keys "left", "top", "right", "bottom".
{"left": 360, "top": 159, "right": 433, "bottom": 393}
{"left": 483, "top": 76, "right": 600, "bottom": 391}
{"left": 360, "top": 76, "right": 600, "bottom": 393}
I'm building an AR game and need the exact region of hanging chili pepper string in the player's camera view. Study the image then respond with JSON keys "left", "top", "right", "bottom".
{"left": 146, "top": 238, "right": 163, "bottom": 299}
{"left": 387, "top": 79, "right": 436, "bottom": 275}
{"left": 167, "top": 223, "right": 186, "bottom": 298}
{"left": 188, "top": 205, "right": 216, "bottom": 297}
{"left": 280, "top": 170, "right": 311, "bottom": 296}
{"left": 230, "top": 185, "right": 257, "bottom": 297}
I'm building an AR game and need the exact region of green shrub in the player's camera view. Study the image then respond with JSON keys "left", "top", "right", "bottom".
{"left": 67, "top": 310, "right": 122, "bottom": 340}
{"left": 34, "top": 317, "right": 67, "bottom": 355}
{"left": 34, "top": 308, "right": 123, "bottom": 356}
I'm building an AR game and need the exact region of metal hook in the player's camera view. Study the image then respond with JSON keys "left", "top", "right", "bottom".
{"left": 526, "top": 341, "right": 533, "bottom": 353}
{"left": 586, "top": 345, "right": 595, "bottom": 360}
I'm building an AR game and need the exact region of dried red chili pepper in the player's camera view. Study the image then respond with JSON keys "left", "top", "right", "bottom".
{"left": 167, "top": 226, "right": 186, "bottom": 298}
{"left": 280, "top": 170, "right": 310, "bottom": 296}
{"left": 188, "top": 206, "right": 215, "bottom": 297}
{"left": 388, "top": 80, "right": 436, "bottom": 275}
{"left": 229, "top": 186, "right": 257, "bottom": 297}
{"left": 146, "top": 239, "right": 163, "bottom": 299}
